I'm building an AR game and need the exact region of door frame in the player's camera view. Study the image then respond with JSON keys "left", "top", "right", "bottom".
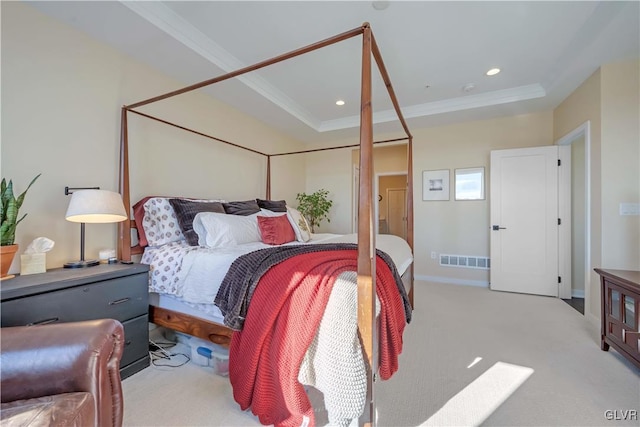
{"left": 558, "top": 144, "right": 572, "bottom": 299}
{"left": 375, "top": 171, "right": 408, "bottom": 235}
{"left": 556, "top": 121, "right": 591, "bottom": 316}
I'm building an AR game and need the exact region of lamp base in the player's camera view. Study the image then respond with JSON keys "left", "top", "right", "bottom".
{"left": 64, "top": 259, "right": 100, "bottom": 269}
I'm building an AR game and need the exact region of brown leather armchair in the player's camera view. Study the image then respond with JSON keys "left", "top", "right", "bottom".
{"left": 0, "top": 319, "right": 125, "bottom": 427}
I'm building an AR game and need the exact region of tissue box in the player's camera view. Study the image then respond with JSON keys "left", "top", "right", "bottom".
{"left": 20, "top": 253, "right": 46, "bottom": 275}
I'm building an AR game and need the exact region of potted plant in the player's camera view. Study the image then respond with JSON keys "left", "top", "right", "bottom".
{"left": 295, "top": 188, "right": 333, "bottom": 233}
{"left": 1, "top": 174, "right": 41, "bottom": 279}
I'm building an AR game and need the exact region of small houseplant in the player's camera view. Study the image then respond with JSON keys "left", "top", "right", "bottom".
{"left": 1, "top": 174, "right": 41, "bottom": 278}
{"left": 295, "top": 188, "right": 333, "bottom": 232}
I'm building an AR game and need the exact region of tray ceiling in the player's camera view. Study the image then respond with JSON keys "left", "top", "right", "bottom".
{"left": 29, "top": 1, "right": 640, "bottom": 143}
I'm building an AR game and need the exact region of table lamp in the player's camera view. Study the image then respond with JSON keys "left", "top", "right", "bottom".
{"left": 64, "top": 188, "right": 127, "bottom": 268}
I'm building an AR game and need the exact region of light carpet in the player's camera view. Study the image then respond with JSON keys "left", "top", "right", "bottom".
{"left": 123, "top": 281, "right": 640, "bottom": 426}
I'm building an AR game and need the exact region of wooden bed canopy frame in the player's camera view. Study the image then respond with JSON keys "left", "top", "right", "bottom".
{"left": 117, "top": 23, "right": 413, "bottom": 424}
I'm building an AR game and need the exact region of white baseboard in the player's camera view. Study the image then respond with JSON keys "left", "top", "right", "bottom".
{"left": 415, "top": 274, "right": 489, "bottom": 288}
{"left": 571, "top": 289, "right": 585, "bottom": 298}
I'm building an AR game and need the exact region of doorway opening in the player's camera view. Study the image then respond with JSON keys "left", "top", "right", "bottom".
{"left": 375, "top": 172, "right": 408, "bottom": 239}
{"left": 557, "top": 121, "right": 591, "bottom": 316}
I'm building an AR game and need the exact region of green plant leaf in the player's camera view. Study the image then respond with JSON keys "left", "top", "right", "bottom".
{"left": 295, "top": 188, "right": 333, "bottom": 232}
{"left": 1, "top": 174, "right": 41, "bottom": 246}
{"left": 15, "top": 173, "right": 41, "bottom": 211}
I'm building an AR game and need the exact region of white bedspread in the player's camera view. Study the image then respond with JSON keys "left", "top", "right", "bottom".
{"left": 143, "top": 233, "right": 412, "bottom": 309}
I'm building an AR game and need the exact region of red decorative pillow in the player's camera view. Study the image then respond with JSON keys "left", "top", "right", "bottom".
{"left": 257, "top": 215, "right": 296, "bottom": 245}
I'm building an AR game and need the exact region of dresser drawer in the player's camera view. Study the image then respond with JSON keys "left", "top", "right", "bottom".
{"left": 121, "top": 314, "right": 150, "bottom": 368}
{"left": 1, "top": 274, "right": 148, "bottom": 326}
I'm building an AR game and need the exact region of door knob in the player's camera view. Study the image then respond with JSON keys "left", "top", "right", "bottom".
{"left": 492, "top": 225, "right": 507, "bottom": 231}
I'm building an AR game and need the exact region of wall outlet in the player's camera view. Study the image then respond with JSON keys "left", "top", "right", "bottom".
{"left": 431, "top": 251, "right": 437, "bottom": 259}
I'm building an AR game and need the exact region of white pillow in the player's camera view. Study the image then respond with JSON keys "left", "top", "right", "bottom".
{"left": 142, "top": 197, "right": 226, "bottom": 247}
{"left": 286, "top": 206, "right": 312, "bottom": 242}
{"left": 193, "top": 211, "right": 262, "bottom": 248}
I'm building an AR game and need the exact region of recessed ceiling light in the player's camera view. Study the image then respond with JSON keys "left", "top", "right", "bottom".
{"left": 335, "top": 100, "right": 345, "bottom": 106}
{"left": 372, "top": 1, "right": 390, "bottom": 11}
{"left": 486, "top": 68, "right": 501, "bottom": 76}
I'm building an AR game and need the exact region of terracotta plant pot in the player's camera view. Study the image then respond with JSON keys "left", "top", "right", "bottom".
{"left": 1, "top": 244, "right": 19, "bottom": 279}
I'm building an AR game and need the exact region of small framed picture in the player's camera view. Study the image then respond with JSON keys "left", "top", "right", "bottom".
{"left": 422, "top": 169, "right": 450, "bottom": 201}
{"left": 455, "top": 167, "right": 485, "bottom": 200}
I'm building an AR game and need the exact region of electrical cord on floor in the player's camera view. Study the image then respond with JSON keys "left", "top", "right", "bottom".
{"left": 148, "top": 339, "right": 190, "bottom": 368}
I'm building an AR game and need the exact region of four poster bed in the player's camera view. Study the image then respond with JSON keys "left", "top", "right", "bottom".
{"left": 117, "top": 23, "right": 414, "bottom": 426}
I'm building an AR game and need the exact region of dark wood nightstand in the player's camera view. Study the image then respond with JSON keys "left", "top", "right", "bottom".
{"left": 1, "top": 263, "right": 151, "bottom": 379}
{"left": 595, "top": 268, "right": 640, "bottom": 369}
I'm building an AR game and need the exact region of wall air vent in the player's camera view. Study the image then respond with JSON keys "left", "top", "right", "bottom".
{"left": 440, "top": 254, "right": 490, "bottom": 270}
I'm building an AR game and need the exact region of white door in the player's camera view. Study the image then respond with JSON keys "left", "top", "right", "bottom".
{"left": 387, "top": 188, "right": 407, "bottom": 239}
{"left": 490, "top": 146, "right": 559, "bottom": 296}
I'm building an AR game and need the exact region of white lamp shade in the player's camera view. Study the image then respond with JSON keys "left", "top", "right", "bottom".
{"left": 65, "top": 190, "right": 127, "bottom": 223}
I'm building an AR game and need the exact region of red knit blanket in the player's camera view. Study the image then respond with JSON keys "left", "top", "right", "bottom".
{"left": 228, "top": 250, "right": 407, "bottom": 427}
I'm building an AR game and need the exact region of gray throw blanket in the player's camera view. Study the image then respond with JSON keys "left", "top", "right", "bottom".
{"left": 215, "top": 243, "right": 412, "bottom": 331}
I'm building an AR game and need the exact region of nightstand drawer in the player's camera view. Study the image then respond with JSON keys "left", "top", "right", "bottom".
{"left": 1, "top": 275, "right": 148, "bottom": 326}
{"left": 121, "top": 314, "right": 149, "bottom": 368}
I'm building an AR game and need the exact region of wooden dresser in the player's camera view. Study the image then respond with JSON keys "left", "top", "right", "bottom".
{"left": 1, "top": 263, "right": 150, "bottom": 378}
{"left": 595, "top": 268, "right": 640, "bottom": 369}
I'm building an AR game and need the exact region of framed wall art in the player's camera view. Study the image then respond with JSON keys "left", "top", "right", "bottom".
{"left": 454, "top": 167, "right": 485, "bottom": 200}
{"left": 422, "top": 169, "right": 450, "bottom": 201}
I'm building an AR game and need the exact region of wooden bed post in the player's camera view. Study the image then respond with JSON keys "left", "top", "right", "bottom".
{"left": 407, "top": 136, "right": 414, "bottom": 308}
{"left": 266, "top": 155, "right": 271, "bottom": 200}
{"left": 357, "top": 23, "right": 376, "bottom": 427}
{"left": 118, "top": 106, "right": 132, "bottom": 262}
{"left": 118, "top": 22, "right": 414, "bottom": 426}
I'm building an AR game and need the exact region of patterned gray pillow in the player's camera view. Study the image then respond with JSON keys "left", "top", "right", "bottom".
{"left": 169, "top": 199, "right": 225, "bottom": 245}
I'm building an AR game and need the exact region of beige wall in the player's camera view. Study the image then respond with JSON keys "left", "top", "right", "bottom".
{"left": 554, "top": 59, "right": 640, "bottom": 321}
{"left": 303, "top": 147, "right": 354, "bottom": 233}
{"left": 355, "top": 144, "right": 409, "bottom": 234}
{"left": 412, "top": 112, "right": 554, "bottom": 284}
{"left": 1, "top": 2, "right": 305, "bottom": 273}
{"left": 600, "top": 60, "right": 640, "bottom": 270}
{"left": 306, "top": 112, "right": 554, "bottom": 285}
{"left": 302, "top": 143, "right": 409, "bottom": 234}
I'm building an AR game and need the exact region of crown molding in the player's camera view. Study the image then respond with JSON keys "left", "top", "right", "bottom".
{"left": 319, "top": 84, "right": 546, "bottom": 132}
{"left": 120, "top": 2, "right": 547, "bottom": 134}
{"left": 120, "top": 1, "right": 320, "bottom": 130}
